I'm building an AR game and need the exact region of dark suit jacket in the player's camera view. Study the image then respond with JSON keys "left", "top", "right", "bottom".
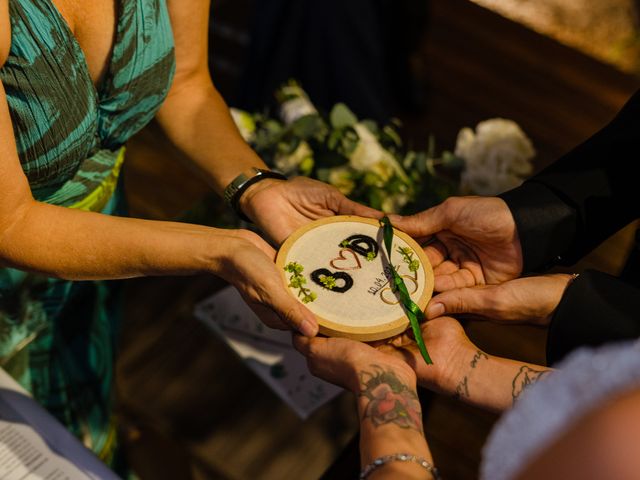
{"left": 500, "top": 89, "right": 640, "bottom": 365}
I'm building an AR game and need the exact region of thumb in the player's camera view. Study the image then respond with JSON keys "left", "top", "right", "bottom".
{"left": 265, "top": 285, "right": 319, "bottom": 337}
{"left": 425, "top": 286, "right": 495, "bottom": 319}
{"left": 388, "top": 204, "right": 448, "bottom": 238}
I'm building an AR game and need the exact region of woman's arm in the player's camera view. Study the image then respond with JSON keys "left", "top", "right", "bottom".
{"left": 157, "top": 0, "right": 264, "bottom": 194}
{"left": 356, "top": 364, "right": 435, "bottom": 479}
{"left": 157, "top": 0, "right": 380, "bottom": 243}
{"left": 0, "top": 88, "right": 316, "bottom": 336}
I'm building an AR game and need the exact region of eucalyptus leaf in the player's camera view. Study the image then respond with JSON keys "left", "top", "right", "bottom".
{"left": 360, "top": 119, "right": 379, "bottom": 135}
{"left": 442, "top": 151, "right": 466, "bottom": 169}
{"left": 291, "top": 114, "right": 325, "bottom": 139}
{"left": 330, "top": 103, "right": 358, "bottom": 129}
{"left": 315, "top": 150, "right": 349, "bottom": 169}
{"left": 382, "top": 125, "right": 403, "bottom": 147}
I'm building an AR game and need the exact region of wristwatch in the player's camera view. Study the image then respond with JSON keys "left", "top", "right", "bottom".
{"left": 223, "top": 167, "right": 287, "bottom": 222}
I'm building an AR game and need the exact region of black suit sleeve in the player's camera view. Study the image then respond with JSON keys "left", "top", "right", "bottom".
{"left": 500, "top": 89, "right": 640, "bottom": 273}
{"left": 547, "top": 270, "right": 640, "bottom": 365}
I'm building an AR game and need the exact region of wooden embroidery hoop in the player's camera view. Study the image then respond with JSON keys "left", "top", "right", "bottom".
{"left": 276, "top": 216, "right": 434, "bottom": 341}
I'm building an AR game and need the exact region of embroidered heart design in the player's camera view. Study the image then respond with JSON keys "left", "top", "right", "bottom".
{"left": 380, "top": 275, "right": 419, "bottom": 305}
{"left": 329, "top": 248, "right": 362, "bottom": 271}
{"left": 339, "top": 234, "right": 379, "bottom": 259}
{"left": 310, "top": 269, "right": 354, "bottom": 293}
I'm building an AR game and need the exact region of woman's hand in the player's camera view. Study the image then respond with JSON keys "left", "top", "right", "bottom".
{"left": 218, "top": 230, "right": 318, "bottom": 336}
{"left": 239, "top": 177, "right": 382, "bottom": 245}
{"left": 294, "top": 331, "right": 436, "bottom": 478}
{"left": 425, "top": 274, "right": 574, "bottom": 326}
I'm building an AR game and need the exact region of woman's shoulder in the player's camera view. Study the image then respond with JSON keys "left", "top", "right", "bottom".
{"left": 0, "top": 0, "right": 10, "bottom": 67}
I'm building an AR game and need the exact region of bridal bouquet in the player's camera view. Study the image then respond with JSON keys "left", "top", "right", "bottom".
{"left": 228, "top": 80, "right": 536, "bottom": 215}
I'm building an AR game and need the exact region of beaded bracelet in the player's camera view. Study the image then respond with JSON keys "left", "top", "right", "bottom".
{"left": 359, "top": 453, "right": 442, "bottom": 479}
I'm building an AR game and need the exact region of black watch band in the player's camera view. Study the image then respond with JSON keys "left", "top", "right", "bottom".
{"left": 223, "top": 167, "right": 287, "bottom": 222}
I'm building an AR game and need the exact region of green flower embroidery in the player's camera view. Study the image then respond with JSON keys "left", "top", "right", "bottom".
{"left": 284, "top": 262, "right": 317, "bottom": 303}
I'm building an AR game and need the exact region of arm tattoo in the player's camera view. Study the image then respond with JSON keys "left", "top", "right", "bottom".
{"left": 453, "top": 376, "right": 470, "bottom": 400}
{"left": 470, "top": 350, "right": 489, "bottom": 368}
{"left": 511, "top": 366, "right": 550, "bottom": 403}
{"left": 358, "top": 365, "right": 423, "bottom": 434}
{"left": 453, "top": 350, "right": 488, "bottom": 401}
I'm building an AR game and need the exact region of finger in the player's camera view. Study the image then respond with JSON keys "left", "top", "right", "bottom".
{"left": 434, "top": 269, "right": 478, "bottom": 292}
{"left": 336, "top": 195, "right": 383, "bottom": 219}
{"left": 249, "top": 303, "right": 290, "bottom": 330}
{"left": 292, "top": 333, "right": 312, "bottom": 355}
{"left": 387, "top": 204, "right": 448, "bottom": 238}
{"left": 263, "top": 286, "right": 319, "bottom": 337}
{"left": 433, "top": 260, "right": 460, "bottom": 276}
{"left": 423, "top": 242, "right": 448, "bottom": 268}
{"left": 426, "top": 286, "right": 494, "bottom": 319}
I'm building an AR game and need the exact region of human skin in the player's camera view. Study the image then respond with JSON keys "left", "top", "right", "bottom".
{"left": 0, "top": 0, "right": 377, "bottom": 335}
{"left": 294, "top": 317, "right": 553, "bottom": 477}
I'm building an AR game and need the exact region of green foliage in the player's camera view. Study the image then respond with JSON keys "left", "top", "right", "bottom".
{"left": 330, "top": 103, "right": 358, "bottom": 129}
{"left": 232, "top": 80, "right": 463, "bottom": 215}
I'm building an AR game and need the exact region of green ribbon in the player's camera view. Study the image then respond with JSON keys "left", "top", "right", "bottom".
{"left": 380, "top": 216, "right": 433, "bottom": 365}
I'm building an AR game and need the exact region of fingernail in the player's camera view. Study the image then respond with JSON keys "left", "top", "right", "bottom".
{"left": 427, "top": 302, "right": 445, "bottom": 318}
{"left": 299, "top": 318, "right": 318, "bottom": 337}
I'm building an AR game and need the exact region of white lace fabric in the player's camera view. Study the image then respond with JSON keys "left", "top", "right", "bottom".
{"left": 481, "top": 340, "right": 640, "bottom": 480}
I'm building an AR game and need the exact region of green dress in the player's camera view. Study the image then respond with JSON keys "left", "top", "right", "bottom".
{"left": 0, "top": 0, "right": 175, "bottom": 465}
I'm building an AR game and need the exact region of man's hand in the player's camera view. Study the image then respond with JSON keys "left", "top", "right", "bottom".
{"left": 390, "top": 196, "right": 523, "bottom": 292}
{"left": 425, "top": 273, "right": 574, "bottom": 325}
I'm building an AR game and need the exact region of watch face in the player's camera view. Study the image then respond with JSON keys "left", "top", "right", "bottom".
{"left": 276, "top": 216, "right": 434, "bottom": 341}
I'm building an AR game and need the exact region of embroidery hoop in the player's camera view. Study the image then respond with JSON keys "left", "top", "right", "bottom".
{"left": 276, "top": 216, "right": 434, "bottom": 341}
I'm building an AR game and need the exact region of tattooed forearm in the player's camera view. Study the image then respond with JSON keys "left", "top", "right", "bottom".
{"left": 453, "top": 350, "right": 488, "bottom": 401}
{"left": 453, "top": 376, "right": 470, "bottom": 400}
{"left": 358, "top": 365, "right": 423, "bottom": 434}
{"left": 511, "top": 366, "right": 550, "bottom": 403}
{"left": 470, "top": 350, "right": 489, "bottom": 368}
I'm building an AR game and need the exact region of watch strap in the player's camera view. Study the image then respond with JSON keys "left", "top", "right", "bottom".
{"left": 223, "top": 167, "right": 287, "bottom": 222}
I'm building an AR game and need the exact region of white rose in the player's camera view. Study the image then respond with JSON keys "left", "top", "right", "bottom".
{"left": 350, "top": 124, "right": 408, "bottom": 183}
{"left": 455, "top": 118, "right": 535, "bottom": 196}
{"left": 230, "top": 108, "right": 256, "bottom": 143}
{"left": 328, "top": 166, "right": 356, "bottom": 195}
{"left": 274, "top": 141, "right": 313, "bottom": 175}
{"left": 279, "top": 85, "right": 318, "bottom": 125}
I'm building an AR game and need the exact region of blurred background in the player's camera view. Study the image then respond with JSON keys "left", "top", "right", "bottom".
{"left": 118, "top": 1, "right": 640, "bottom": 479}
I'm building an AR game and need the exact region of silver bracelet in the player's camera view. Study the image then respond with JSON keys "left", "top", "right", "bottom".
{"left": 360, "top": 453, "right": 441, "bottom": 479}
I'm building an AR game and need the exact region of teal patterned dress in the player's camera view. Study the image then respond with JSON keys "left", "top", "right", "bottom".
{"left": 0, "top": 0, "right": 175, "bottom": 464}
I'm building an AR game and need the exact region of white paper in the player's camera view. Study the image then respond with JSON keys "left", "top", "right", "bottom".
{"left": 194, "top": 287, "right": 343, "bottom": 419}
{"left": 0, "top": 369, "right": 120, "bottom": 480}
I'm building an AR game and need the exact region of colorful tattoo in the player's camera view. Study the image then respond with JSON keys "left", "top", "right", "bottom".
{"left": 512, "top": 366, "right": 550, "bottom": 403}
{"left": 358, "top": 365, "right": 423, "bottom": 434}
